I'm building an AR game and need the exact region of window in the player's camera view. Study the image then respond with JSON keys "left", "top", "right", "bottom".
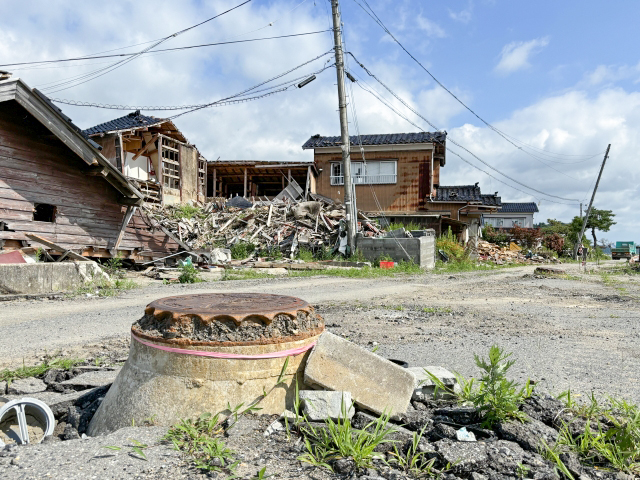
{"left": 161, "top": 138, "right": 180, "bottom": 190}
{"left": 33, "top": 203, "right": 56, "bottom": 223}
{"left": 198, "top": 158, "right": 206, "bottom": 194}
{"left": 330, "top": 160, "right": 397, "bottom": 185}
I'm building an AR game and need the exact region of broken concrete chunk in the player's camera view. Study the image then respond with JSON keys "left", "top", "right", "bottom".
{"left": 304, "top": 332, "right": 414, "bottom": 416}
{"left": 496, "top": 417, "right": 558, "bottom": 452}
{"left": 60, "top": 368, "right": 121, "bottom": 389}
{"left": 299, "top": 390, "right": 354, "bottom": 421}
{"left": 407, "top": 366, "right": 460, "bottom": 401}
{"left": 435, "top": 439, "right": 489, "bottom": 473}
{"left": 0, "top": 381, "right": 6, "bottom": 395}
{"left": 7, "top": 377, "right": 47, "bottom": 395}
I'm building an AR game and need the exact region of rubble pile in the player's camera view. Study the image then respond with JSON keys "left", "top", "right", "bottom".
{"left": 477, "top": 240, "right": 559, "bottom": 265}
{"left": 143, "top": 199, "right": 382, "bottom": 259}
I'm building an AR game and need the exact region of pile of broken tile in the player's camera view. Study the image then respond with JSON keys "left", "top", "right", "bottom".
{"left": 143, "top": 199, "right": 383, "bottom": 259}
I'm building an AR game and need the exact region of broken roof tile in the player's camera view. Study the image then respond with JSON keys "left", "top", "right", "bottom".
{"left": 301, "top": 132, "right": 446, "bottom": 149}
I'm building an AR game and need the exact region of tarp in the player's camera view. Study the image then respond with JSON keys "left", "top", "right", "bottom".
{"left": 0, "top": 251, "right": 27, "bottom": 264}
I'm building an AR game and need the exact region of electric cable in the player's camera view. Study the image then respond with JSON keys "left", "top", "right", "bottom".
{"left": 346, "top": 54, "right": 580, "bottom": 202}
{"left": 351, "top": 0, "right": 601, "bottom": 163}
{"left": 38, "top": 0, "right": 253, "bottom": 93}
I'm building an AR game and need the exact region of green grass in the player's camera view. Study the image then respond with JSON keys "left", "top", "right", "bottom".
{"left": 1, "top": 357, "right": 83, "bottom": 384}
{"left": 221, "top": 269, "right": 273, "bottom": 281}
{"left": 434, "top": 259, "right": 526, "bottom": 274}
{"left": 172, "top": 204, "right": 203, "bottom": 220}
{"left": 230, "top": 241, "right": 256, "bottom": 260}
{"left": 178, "top": 263, "right": 204, "bottom": 283}
{"left": 422, "top": 306, "right": 453, "bottom": 314}
{"left": 290, "top": 262, "right": 424, "bottom": 278}
{"left": 386, "top": 221, "right": 424, "bottom": 232}
{"left": 71, "top": 276, "right": 138, "bottom": 297}
{"left": 296, "top": 247, "right": 315, "bottom": 262}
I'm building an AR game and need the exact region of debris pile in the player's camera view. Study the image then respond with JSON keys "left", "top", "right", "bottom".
{"left": 143, "top": 199, "right": 382, "bottom": 260}
{"left": 477, "top": 240, "right": 558, "bottom": 264}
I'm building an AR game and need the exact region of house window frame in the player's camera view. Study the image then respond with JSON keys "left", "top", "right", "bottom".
{"left": 329, "top": 159, "right": 397, "bottom": 185}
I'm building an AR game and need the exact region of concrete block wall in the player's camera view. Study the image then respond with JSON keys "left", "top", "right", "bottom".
{"left": 0, "top": 261, "right": 105, "bottom": 294}
{"left": 357, "top": 229, "right": 436, "bottom": 270}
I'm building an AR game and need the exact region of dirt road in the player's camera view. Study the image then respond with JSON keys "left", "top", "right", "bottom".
{"left": 1, "top": 263, "right": 638, "bottom": 401}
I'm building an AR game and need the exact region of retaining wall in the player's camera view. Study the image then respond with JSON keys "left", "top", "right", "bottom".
{"left": 0, "top": 262, "right": 105, "bottom": 294}
{"left": 357, "top": 229, "right": 436, "bottom": 270}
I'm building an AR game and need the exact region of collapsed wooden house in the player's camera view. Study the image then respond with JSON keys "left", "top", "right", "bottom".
{"left": 0, "top": 76, "right": 184, "bottom": 262}
{"left": 84, "top": 111, "right": 207, "bottom": 205}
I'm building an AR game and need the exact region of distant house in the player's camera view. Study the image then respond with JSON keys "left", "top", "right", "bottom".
{"left": 482, "top": 202, "right": 539, "bottom": 229}
{"left": 84, "top": 112, "right": 207, "bottom": 205}
{"left": 302, "top": 132, "right": 446, "bottom": 220}
{"left": 0, "top": 77, "right": 182, "bottom": 262}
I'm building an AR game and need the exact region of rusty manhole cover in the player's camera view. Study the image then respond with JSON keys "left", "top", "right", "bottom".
{"left": 145, "top": 293, "right": 311, "bottom": 324}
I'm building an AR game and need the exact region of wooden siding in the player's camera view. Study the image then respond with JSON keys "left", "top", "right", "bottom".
{"left": 0, "top": 100, "right": 179, "bottom": 260}
{"left": 314, "top": 149, "right": 439, "bottom": 213}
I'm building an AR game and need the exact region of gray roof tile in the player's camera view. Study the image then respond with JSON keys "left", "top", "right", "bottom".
{"left": 435, "top": 184, "right": 501, "bottom": 206}
{"left": 302, "top": 132, "right": 446, "bottom": 149}
{"left": 83, "top": 110, "right": 165, "bottom": 136}
{"left": 499, "top": 202, "right": 539, "bottom": 213}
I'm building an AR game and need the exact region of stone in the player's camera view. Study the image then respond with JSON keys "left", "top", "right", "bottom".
{"left": 559, "top": 452, "right": 584, "bottom": 478}
{"left": 223, "top": 415, "right": 259, "bottom": 438}
{"left": 3, "top": 385, "right": 109, "bottom": 418}
{"left": 400, "top": 410, "right": 433, "bottom": 432}
{"left": 485, "top": 440, "right": 525, "bottom": 475}
{"left": 0, "top": 381, "right": 6, "bottom": 395}
{"left": 299, "top": 390, "right": 355, "bottom": 421}
{"left": 429, "top": 423, "right": 458, "bottom": 441}
{"left": 66, "top": 406, "right": 81, "bottom": 429}
{"left": 521, "top": 394, "right": 565, "bottom": 427}
{"left": 60, "top": 368, "right": 121, "bottom": 390}
{"left": 331, "top": 457, "right": 356, "bottom": 474}
{"left": 434, "top": 406, "right": 479, "bottom": 425}
{"left": 7, "top": 377, "right": 47, "bottom": 395}
{"left": 408, "top": 366, "right": 459, "bottom": 401}
{"left": 435, "top": 439, "right": 489, "bottom": 473}
{"left": 496, "top": 417, "right": 558, "bottom": 452}
{"left": 62, "top": 424, "right": 80, "bottom": 441}
{"left": 263, "top": 419, "right": 284, "bottom": 436}
{"left": 304, "top": 332, "right": 415, "bottom": 416}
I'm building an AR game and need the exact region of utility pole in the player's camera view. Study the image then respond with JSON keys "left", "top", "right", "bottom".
{"left": 580, "top": 202, "right": 583, "bottom": 219}
{"left": 574, "top": 144, "right": 611, "bottom": 260}
{"left": 331, "top": 0, "right": 356, "bottom": 253}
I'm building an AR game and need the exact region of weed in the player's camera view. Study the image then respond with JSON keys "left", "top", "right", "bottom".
{"left": 1, "top": 356, "right": 83, "bottom": 385}
{"left": 296, "top": 247, "right": 315, "bottom": 262}
{"left": 422, "top": 306, "right": 452, "bottom": 314}
{"left": 386, "top": 221, "right": 423, "bottom": 232}
{"left": 172, "top": 204, "right": 202, "bottom": 220}
{"left": 35, "top": 247, "right": 44, "bottom": 262}
{"left": 251, "top": 466, "right": 273, "bottom": 479}
{"left": 299, "top": 402, "right": 396, "bottom": 471}
{"left": 230, "top": 241, "right": 256, "bottom": 260}
{"left": 516, "top": 463, "right": 530, "bottom": 479}
{"left": 129, "top": 438, "right": 149, "bottom": 460}
{"left": 103, "top": 256, "right": 125, "bottom": 279}
{"left": 388, "top": 426, "right": 448, "bottom": 476}
{"left": 346, "top": 248, "right": 366, "bottom": 263}
{"left": 178, "top": 263, "right": 203, "bottom": 284}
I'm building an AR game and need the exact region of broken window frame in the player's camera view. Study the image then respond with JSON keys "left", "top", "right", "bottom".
{"left": 161, "top": 137, "right": 180, "bottom": 191}
{"left": 198, "top": 157, "right": 206, "bottom": 195}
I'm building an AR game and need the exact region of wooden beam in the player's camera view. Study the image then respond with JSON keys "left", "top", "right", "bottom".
{"left": 132, "top": 134, "right": 159, "bottom": 161}
{"left": 113, "top": 206, "right": 136, "bottom": 251}
{"left": 25, "top": 233, "right": 89, "bottom": 262}
{"left": 118, "top": 196, "right": 143, "bottom": 206}
{"left": 243, "top": 168, "right": 248, "bottom": 198}
{"left": 85, "top": 166, "right": 109, "bottom": 177}
{"left": 212, "top": 167, "right": 217, "bottom": 197}
{"left": 305, "top": 165, "right": 311, "bottom": 200}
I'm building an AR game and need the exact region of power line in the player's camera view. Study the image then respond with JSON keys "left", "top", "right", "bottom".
{"left": 39, "top": 0, "right": 253, "bottom": 93}
{"left": 169, "top": 50, "right": 334, "bottom": 119}
{"left": 351, "top": 0, "right": 601, "bottom": 163}
{"left": 2, "top": 30, "right": 331, "bottom": 68}
{"left": 51, "top": 62, "right": 335, "bottom": 111}
{"left": 347, "top": 54, "right": 580, "bottom": 203}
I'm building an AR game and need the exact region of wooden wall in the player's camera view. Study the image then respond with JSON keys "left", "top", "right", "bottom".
{"left": 0, "top": 100, "right": 179, "bottom": 260}
{"left": 314, "top": 149, "right": 439, "bottom": 213}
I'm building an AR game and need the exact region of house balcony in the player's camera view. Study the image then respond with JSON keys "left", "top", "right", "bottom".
{"left": 330, "top": 174, "right": 397, "bottom": 186}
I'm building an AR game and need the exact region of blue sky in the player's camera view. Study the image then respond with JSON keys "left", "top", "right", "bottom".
{"left": 1, "top": 0, "right": 638, "bottom": 242}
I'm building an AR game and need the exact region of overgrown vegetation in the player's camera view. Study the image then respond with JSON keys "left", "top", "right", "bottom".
{"left": 543, "top": 392, "right": 640, "bottom": 475}
{"left": 172, "top": 204, "right": 203, "bottom": 220}
{"left": 388, "top": 426, "right": 451, "bottom": 476}
{"left": 178, "top": 263, "right": 203, "bottom": 283}
{"left": 0, "top": 356, "right": 83, "bottom": 385}
{"left": 298, "top": 402, "right": 396, "bottom": 471}
{"left": 426, "top": 345, "right": 532, "bottom": 428}
{"left": 230, "top": 241, "right": 256, "bottom": 260}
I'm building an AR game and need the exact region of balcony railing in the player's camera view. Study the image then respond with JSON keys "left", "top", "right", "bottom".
{"left": 330, "top": 174, "right": 397, "bottom": 186}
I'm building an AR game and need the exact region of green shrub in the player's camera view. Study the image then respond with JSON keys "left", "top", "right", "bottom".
{"left": 230, "top": 242, "right": 256, "bottom": 260}
{"left": 436, "top": 227, "right": 466, "bottom": 260}
{"left": 173, "top": 204, "right": 202, "bottom": 219}
{"left": 296, "top": 247, "right": 315, "bottom": 262}
{"left": 178, "top": 263, "right": 203, "bottom": 283}
{"left": 483, "top": 225, "right": 510, "bottom": 247}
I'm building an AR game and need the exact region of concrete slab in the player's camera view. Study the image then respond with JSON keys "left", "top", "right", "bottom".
{"left": 61, "top": 368, "right": 121, "bottom": 389}
{"left": 408, "top": 366, "right": 459, "bottom": 401}
{"left": 299, "top": 390, "right": 354, "bottom": 421}
{"left": 303, "top": 332, "right": 414, "bottom": 416}
{"left": 7, "top": 377, "right": 47, "bottom": 395}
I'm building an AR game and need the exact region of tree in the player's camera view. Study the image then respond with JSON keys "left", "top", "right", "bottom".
{"left": 571, "top": 208, "right": 616, "bottom": 249}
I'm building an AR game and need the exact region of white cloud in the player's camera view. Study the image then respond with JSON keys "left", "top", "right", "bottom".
{"left": 415, "top": 15, "right": 446, "bottom": 38}
{"left": 582, "top": 62, "right": 640, "bottom": 87}
{"left": 495, "top": 37, "right": 550, "bottom": 74}
{"left": 449, "top": 2, "right": 473, "bottom": 24}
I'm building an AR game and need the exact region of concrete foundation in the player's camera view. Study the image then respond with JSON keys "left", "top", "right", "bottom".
{"left": 0, "top": 261, "right": 105, "bottom": 294}
{"left": 88, "top": 332, "right": 321, "bottom": 436}
{"left": 356, "top": 229, "right": 436, "bottom": 269}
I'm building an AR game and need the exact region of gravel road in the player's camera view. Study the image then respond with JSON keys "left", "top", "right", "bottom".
{"left": 1, "top": 263, "right": 638, "bottom": 401}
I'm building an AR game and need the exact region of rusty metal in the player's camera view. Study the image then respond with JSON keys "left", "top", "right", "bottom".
{"left": 145, "top": 293, "right": 312, "bottom": 326}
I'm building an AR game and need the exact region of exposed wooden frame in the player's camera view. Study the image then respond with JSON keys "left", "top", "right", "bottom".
{"left": 25, "top": 233, "right": 89, "bottom": 262}
{"left": 113, "top": 206, "right": 137, "bottom": 251}
{"left": 132, "top": 133, "right": 159, "bottom": 161}
{"left": 212, "top": 168, "right": 217, "bottom": 197}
